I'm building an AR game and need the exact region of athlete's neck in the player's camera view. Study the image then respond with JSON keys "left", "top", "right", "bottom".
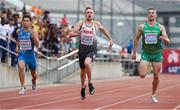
{"left": 148, "top": 20, "right": 156, "bottom": 26}
{"left": 85, "top": 19, "right": 93, "bottom": 26}
{"left": 23, "top": 27, "right": 30, "bottom": 32}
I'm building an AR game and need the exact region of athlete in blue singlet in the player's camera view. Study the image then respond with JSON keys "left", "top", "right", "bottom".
{"left": 16, "top": 14, "right": 39, "bottom": 95}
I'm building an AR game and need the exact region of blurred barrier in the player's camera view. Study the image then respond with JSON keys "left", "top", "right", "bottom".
{"left": 95, "top": 52, "right": 140, "bottom": 76}
{"left": 0, "top": 33, "right": 80, "bottom": 87}
{"left": 162, "top": 49, "right": 180, "bottom": 74}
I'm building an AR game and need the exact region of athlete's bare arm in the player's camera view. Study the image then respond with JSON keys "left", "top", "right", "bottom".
{"left": 16, "top": 29, "right": 20, "bottom": 53}
{"left": 32, "top": 30, "right": 39, "bottom": 48}
{"left": 95, "top": 21, "right": 113, "bottom": 48}
{"left": 159, "top": 24, "right": 170, "bottom": 45}
{"left": 132, "top": 23, "right": 144, "bottom": 60}
{"left": 70, "top": 21, "right": 83, "bottom": 33}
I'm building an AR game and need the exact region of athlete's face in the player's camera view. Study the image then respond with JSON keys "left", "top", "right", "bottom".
{"left": 85, "top": 9, "right": 94, "bottom": 21}
{"left": 22, "top": 17, "right": 31, "bottom": 28}
{"left": 147, "top": 9, "right": 157, "bottom": 21}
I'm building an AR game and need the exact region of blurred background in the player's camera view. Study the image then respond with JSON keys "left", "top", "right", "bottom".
{"left": 0, "top": 0, "right": 180, "bottom": 88}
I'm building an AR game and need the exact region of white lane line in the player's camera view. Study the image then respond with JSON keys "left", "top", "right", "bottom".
{"left": 0, "top": 83, "right": 133, "bottom": 101}
{"left": 95, "top": 84, "right": 180, "bottom": 110}
{"left": 0, "top": 80, "right": 133, "bottom": 101}
{"left": 15, "top": 84, "right": 139, "bottom": 109}
{"left": 173, "top": 104, "right": 180, "bottom": 110}
{"left": 0, "top": 89, "right": 75, "bottom": 101}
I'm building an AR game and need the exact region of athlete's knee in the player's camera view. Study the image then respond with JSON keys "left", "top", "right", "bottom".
{"left": 153, "top": 76, "right": 159, "bottom": 84}
{"left": 29, "top": 64, "right": 37, "bottom": 71}
{"left": 154, "top": 75, "right": 159, "bottom": 82}
{"left": 31, "top": 70, "right": 37, "bottom": 78}
{"left": 153, "top": 73, "right": 159, "bottom": 78}
{"left": 84, "top": 61, "right": 91, "bottom": 67}
{"left": 84, "top": 57, "right": 92, "bottom": 66}
{"left": 18, "top": 65, "right": 24, "bottom": 71}
{"left": 81, "top": 69, "right": 86, "bottom": 75}
{"left": 152, "top": 79, "right": 160, "bottom": 86}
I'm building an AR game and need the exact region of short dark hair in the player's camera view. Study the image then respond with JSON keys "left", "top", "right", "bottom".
{"left": 85, "top": 6, "right": 93, "bottom": 12}
{"left": 147, "top": 7, "right": 157, "bottom": 12}
{"left": 23, "top": 14, "right": 31, "bottom": 21}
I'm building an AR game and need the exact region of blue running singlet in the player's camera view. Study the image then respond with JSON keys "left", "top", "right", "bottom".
{"left": 18, "top": 28, "right": 37, "bottom": 70}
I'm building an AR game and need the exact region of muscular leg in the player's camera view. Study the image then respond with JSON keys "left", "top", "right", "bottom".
{"left": 84, "top": 57, "right": 92, "bottom": 84}
{"left": 151, "top": 62, "right": 161, "bottom": 95}
{"left": 138, "top": 60, "right": 149, "bottom": 78}
{"left": 80, "top": 69, "right": 86, "bottom": 88}
{"left": 30, "top": 69, "right": 37, "bottom": 80}
{"left": 18, "top": 61, "right": 25, "bottom": 87}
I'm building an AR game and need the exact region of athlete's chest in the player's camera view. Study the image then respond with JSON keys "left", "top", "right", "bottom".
{"left": 81, "top": 25, "right": 95, "bottom": 36}
{"left": 19, "top": 31, "right": 32, "bottom": 40}
{"left": 143, "top": 26, "right": 160, "bottom": 44}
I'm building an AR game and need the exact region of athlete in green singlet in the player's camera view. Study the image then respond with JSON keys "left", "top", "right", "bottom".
{"left": 131, "top": 7, "right": 170, "bottom": 103}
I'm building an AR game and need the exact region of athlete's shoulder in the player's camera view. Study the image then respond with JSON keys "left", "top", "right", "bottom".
{"left": 93, "top": 21, "right": 102, "bottom": 29}
{"left": 76, "top": 19, "right": 84, "bottom": 27}
{"left": 157, "top": 22, "right": 166, "bottom": 31}
{"left": 138, "top": 23, "right": 146, "bottom": 31}
{"left": 78, "top": 19, "right": 84, "bottom": 24}
{"left": 16, "top": 28, "right": 22, "bottom": 34}
{"left": 157, "top": 22, "right": 164, "bottom": 28}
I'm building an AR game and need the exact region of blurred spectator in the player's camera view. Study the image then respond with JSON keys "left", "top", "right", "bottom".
{"left": 127, "top": 39, "right": 133, "bottom": 55}
{"left": 1, "top": 9, "right": 8, "bottom": 23}
{"left": 60, "top": 14, "right": 69, "bottom": 26}
{"left": 0, "top": 2, "right": 5, "bottom": 10}
{"left": 13, "top": 13, "right": 20, "bottom": 27}
{"left": 22, "top": 3, "right": 27, "bottom": 15}
{"left": 31, "top": 6, "right": 42, "bottom": 17}
{"left": 60, "top": 25, "right": 70, "bottom": 55}
{"left": 9, "top": 17, "right": 17, "bottom": 67}
{"left": 119, "top": 47, "right": 127, "bottom": 59}
{"left": 0, "top": 13, "right": 9, "bottom": 63}
{"left": 42, "top": 10, "right": 50, "bottom": 25}
{"left": 0, "top": 5, "right": 76, "bottom": 60}
{"left": 32, "top": 16, "right": 39, "bottom": 34}
{"left": 42, "top": 24, "right": 60, "bottom": 57}
{"left": 68, "top": 26, "right": 79, "bottom": 59}
{"left": 68, "top": 26, "right": 78, "bottom": 51}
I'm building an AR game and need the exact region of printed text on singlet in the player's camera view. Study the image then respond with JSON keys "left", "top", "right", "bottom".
{"left": 81, "top": 29, "right": 94, "bottom": 45}
{"left": 20, "top": 39, "right": 32, "bottom": 50}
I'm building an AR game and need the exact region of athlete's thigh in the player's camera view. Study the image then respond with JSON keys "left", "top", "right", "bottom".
{"left": 84, "top": 57, "right": 92, "bottom": 65}
{"left": 84, "top": 51, "right": 95, "bottom": 65}
{"left": 27, "top": 53, "right": 37, "bottom": 71}
{"left": 86, "top": 51, "right": 95, "bottom": 62}
{"left": 18, "top": 53, "right": 26, "bottom": 69}
{"left": 78, "top": 53, "right": 86, "bottom": 69}
{"left": 151, "top": 62, "right": 162, "bottom": 76}
{"left": 18, "top": 61, "right": 25, "bottom": 70}
{"left": 138, "top": 60, "right": 149, "bottom": 76}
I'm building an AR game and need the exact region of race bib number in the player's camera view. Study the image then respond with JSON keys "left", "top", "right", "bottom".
{"left": 81, "top": 36, "right": 93, "bottom": 45}
{"left": 20, "top": 40, "right": 32, "bottom": 50}
{"left": 145, "top": 33, "right": 157, "bottom": 44}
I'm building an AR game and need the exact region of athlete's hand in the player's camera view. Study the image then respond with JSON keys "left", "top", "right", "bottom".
{"left": 108, "top": 40, "right": 113, "bottom": 49}
{"left": 159, "top": 35, "right": 170, "bottom": 45}
{"left": 15, "top": 47, "right": 19, "bottom": 55}
{"left": 159, "top": 35, "right": 166, "bottom": 41}
{"left": 131, "top": 52, "right": 136, "bottom": 60}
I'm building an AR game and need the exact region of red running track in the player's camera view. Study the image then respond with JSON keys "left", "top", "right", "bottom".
{"left": 0, "top": 74, "right": 180, "bottom": 109}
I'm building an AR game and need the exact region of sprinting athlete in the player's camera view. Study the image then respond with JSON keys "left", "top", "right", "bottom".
{"left": 131, "top": 8, "right": 170, "bottom": 103}
{"left": 16, "top": 14, "right": 39, "bottom": 95}
{"left": 70, "top": 7, "right": 113, "bottom": 100}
